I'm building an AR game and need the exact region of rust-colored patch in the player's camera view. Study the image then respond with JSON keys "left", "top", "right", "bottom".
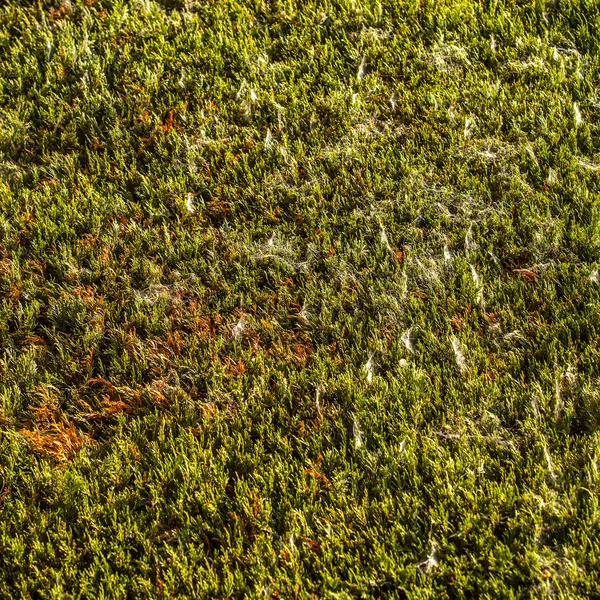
{"left": 20, "top": 392, "right": 85, "bottom": 463}
{"left": 511, "top": 268, "right": 537, "bottom": 283}
{"left": 20, "top": 421, "right": 84, "bottom": 463}
{"left": 7, "top": 284, "right": 21, "bottom": 302}
{"left": 207, "top": 196, "right": 230, "bottom": 221}
{"left": 302, "top": 536, "right": 320, "bottom": 551}
{"left": 304, "top": 468, "right": 332, "bottom": 488}
{"left": 100, "top": 246, "right": 110, "bottom": 264}
{"left": 48, "top": 1, "right": 71, "bottom": 22}
{"left": 194, "top": 316, "right": 213, "bottom": 340}
{"left": 394, "top": 247, "right": 405, "bottom": 265}
{"left": 19, "top": 334, "right": 45, "bottom": 349}
{"left": 450, "top": 315, "right": 463, "bottom": 332}
{"left": 289, "top": 341, "right": 312, "bottom": 364}
{"left": 224, "top": 357, "right": 246, "bottom": 377}
{"left": 85, "top": 377, "right": 141, "bottom": 417}
{"left": 165, "top": 331, "right": 184, "bottom": 355}
{"left": 160, "top": 110, "right": 175, "bottom": 134}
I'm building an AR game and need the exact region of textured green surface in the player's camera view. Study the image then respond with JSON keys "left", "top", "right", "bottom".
{"left": 1, "top": 0, "right": 600, "bottom": 597}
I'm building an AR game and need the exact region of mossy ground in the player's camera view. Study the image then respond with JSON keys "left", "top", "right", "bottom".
{"left": 1, "top": 0, "right": 600, "bottom": 597}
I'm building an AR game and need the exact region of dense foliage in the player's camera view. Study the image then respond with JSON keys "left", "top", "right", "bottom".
{"left": 1, "top": 0, "right": 600, "bottom": 596}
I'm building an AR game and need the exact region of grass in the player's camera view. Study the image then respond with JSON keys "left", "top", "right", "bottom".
{"left": 0, "top": 0, "right": 600, "bottom": 597}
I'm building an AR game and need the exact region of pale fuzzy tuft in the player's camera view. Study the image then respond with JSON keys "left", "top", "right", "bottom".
{"left": 250, "top": 88, "right": 258, "bottom": 102}
{"left": 235, "top": 81, "right": 246, "bottom": 100}
{"left": 576, "top": 157, "right": 600, "bottom": 171}
{"left": 231, "top": 318, "right": 245, "bottom": 339}
{"left": 46, "top": 40, "right": 53, "bottom": 62}
{"left": 353, "top": 415, "right": 363, "bottom": 449}
{"left": 525, "top": 145, "right": 538, "bottom": 166}
{"left": 390, "top": 93, "right": 398, "bottom": 110}
{"left": 554, "top": 378, "right": 563, "bottom": 420}
{"left": 444, "top": 244, "right": 453, "bottom": 261}
{"left": 364, "top": 353, "right": 375, "bottom": 382}
{"left": 451, "top": 338, "right": 467, "bottom": 372}
{"left": 531, "top": 394, "right": 541, "bottom": 420}
{"left": 476, "top": 288, "right": 485, "bottom": 307}
{"left": 417, "top": 542, "right": 439, "bottom": 572}
{"left": 503, "top": 330, "right": 525, "bottom": 343}
{"left": 465, "top": 223, "right": 475, "bottom": 251}
{"left": 357, "top": 56, "right": 367, "bottom": 81}
{"left": 589, "top": 269, "right": 600, "bottom": 283}
{"left": 298, "top": 301, "right": 309, "bottom": 323}
{"left": 264, "top": 128, "right": 273, "bottom": 150}
{"left": 470, "top": 264, "right": 480, "bottom": 288}
{"left": 380, "top": 223, "right": 392, "bottom": 252}
{"left": 185, "top": 193, "right": 195, "bottom": 215}
{"left": 574, "top": 102, "right": 583, "bottom": 126}
{"left": 464, "top": 116, "right": 475, "bottom": 139}
{"left": 401, "top": 328, "right": 414, "bottom": 353}
{"left": 488, "top": 250, "right": 503, "bottom": 272}
{"left": 544, "top": 444, "right": 557, "bottom": 481}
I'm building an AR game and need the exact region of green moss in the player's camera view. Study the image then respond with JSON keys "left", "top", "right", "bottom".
{"left": 0, "top": 0, "right": 599, "bottom": 597}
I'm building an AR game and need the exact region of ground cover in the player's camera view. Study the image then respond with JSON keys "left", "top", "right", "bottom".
{"left": 1, "top": 0, "right": 600, "bottom": 597}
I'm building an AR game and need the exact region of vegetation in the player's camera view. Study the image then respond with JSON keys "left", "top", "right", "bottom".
{"left": 1, "top": 0, "right": 600, "bottom": 596}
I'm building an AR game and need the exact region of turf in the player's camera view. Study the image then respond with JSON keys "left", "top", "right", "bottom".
{"left": 0, "top": 0, "right": 600, "bottom": 597}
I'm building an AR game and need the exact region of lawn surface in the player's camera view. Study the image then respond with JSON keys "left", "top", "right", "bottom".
{"left": 1, "top": 0, "right": 600, "bottom": 597}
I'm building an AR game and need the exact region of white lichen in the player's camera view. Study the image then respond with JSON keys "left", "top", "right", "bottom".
{"left": 231, "top": 318, "right": 245, "bottom": 339}
{"left": 264, "top": 128, "right": 273, "bottom": 150}
{"left": 574, "top": 102, "right": 583, "bottom": 126}
{"left": 465, "top": 223, "right": 475, "bottom": 251}
{"left": 401, "top": 328, "right": 414, "bottom": 353}
{"left": 470, "top": 264, "right": 480, "bottom": 288}
{"left": 464, "top": 116, "right": 475, "bottom": 139}
{"left": 357, "top": 56, "right": 367, "bottom": 81}
{"left": 353, "top": 415, "right": 363, "bottom": 449}
{"left": 185, "top": 193, "right": 195, "bottom": 215}
{"left": 364, "top": 353, "right": 375, "bottom": 382}
{"left": 451, "top": 338, "right": 467, "bottom": 372}
{"left": 380, "top": 222, "right": 392, "bottom": 252}
{"left": 417, "top": 542, "right": 439, "bottom": 572}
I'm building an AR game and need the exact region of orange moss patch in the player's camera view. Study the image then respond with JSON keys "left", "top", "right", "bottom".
{"left": 19, "top": 393, "right": 86, "bottom": 462}
{"left": 20, "top": 421, "right": 85, "bottom": 463}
